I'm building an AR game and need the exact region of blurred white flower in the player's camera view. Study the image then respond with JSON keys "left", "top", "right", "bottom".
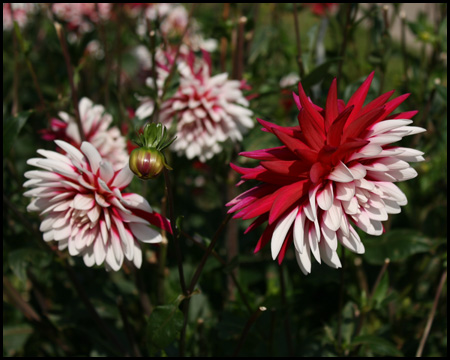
{"left": 41, "top": 97, "right": 128, "bottom": 171}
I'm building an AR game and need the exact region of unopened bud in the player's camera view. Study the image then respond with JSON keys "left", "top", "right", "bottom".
{"left": 129, "top": 147, "right": 168, "bottom": 180}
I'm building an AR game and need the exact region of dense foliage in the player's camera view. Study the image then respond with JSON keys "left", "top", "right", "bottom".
{"left": 3, "top": 3, "right": 447, "bottom": 357}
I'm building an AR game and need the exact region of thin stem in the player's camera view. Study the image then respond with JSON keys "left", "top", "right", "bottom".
{"left": 232, "top": 306, "right": 267, "bottom": 357}
{"left": 369, "top": 258, "right": 390, "bottom": 300}
{"left": 12, "top": 18, "right": 19, "bottom": 116}
{"left": 157, "top": 194, "right": 168, "bottom": 305}
{"left": 95, "top": 3, "right": 110, "bottom": 107}
{"left": 181, "top": 229, "right": 253, "bottom": 314}
{"left": 412, "top": 78, "right": 439, "bottom": 147}
{"left": 163, "top": 168, "right": 187, "bottom": 296}
{"left": 54, "top": 22, "right": 85, "bottom": 142}
{"left": 149, "top": 29, "right": 159, "bottom": 123}
{"left": 220, "top": 3, "right": 230, "bottom": 73}
{"left": 278, "top": 264, "right": 294, "bottom": 356}
{"left": 160, "top": 4, "right": 195, "bottom": 101}
{"left": 178, "top": 213, "right": 233, "bottom": 356}
{"left": 337, "top": 247, "right": 346, "bottom": 353}
{"left": 352, "top": 258, "right": 391, "bottom": 356}
{"left": 13, "top": 21, "right": 46, "bottom": 115}
{"left": 400, "top": 10, "right": 408, "bottom": 90}
{"left": 416, "top": 270, "right": 447, "bottom": 357}
{"left": 3, "top": 194, "right": 126, "bottom": 355}
{"left": 62, "top": 259, "right": 128, "bottom": 355}
{"left": 188, "top": 213, "right": 233, "bottom": 293}
{"left": 115, "top": 5, "right": 126, "bottom": 128}
{"left": 133, "top": 267, "right": 154, "bottom": 316}
{"left": 117, "top": 297, "right": 142, "bottom": 357}
{"left": 3, "top": 276, "right": 41, "bottom": 322}
{"left": 292, "top": 3, "right": 305, "bottom": 79}
{"left": 337, "top": 4, "right": 353, "bottom": 83}
{"left": 232, "top": 16, "right": 247, "bottom": 80}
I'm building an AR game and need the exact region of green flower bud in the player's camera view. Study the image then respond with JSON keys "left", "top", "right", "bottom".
{"left": 129, "top": 123, "right": 176, "bottom": 180}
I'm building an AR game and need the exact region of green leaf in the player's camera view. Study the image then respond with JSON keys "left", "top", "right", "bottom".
{"left": 301, "top": 58, "right": 341, "bottom": 89}
{"left": 175, "top": 215, "right": 184, "bottom": 232}
{"left": 3, "top": 324, "right": 34, "bottom": 356}
{"left": 436, "top": 84, "right": 447, "bottom": 101}
{"left": 146, "top": 304, "right": 184, "bottom": 355}
{"left": 8, "top": 248, "right": 53, "bottom": 281}
{"left": 371, "top": 271, "right": 389, "bottom": 310}
{"left": 3, "top": 111, "right": 32, "bottom": 155}
{"left": 352, "top": 335, "right": 403, "bottom": 356}
{"left": 363, "top": 229, "right": 432, "bottom": 265}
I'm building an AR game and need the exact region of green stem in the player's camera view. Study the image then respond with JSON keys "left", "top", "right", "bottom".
{"left": 416, "top": 270, "right": 447, "bottom": 357}
{"left": 232, "top": 306, "right": 267, "bottom": 356}
{"left": 54, "top": 22, "right": 85, "bottom": 142}
{"left": 292, "top": 3, "right": 305, "bottom": 79}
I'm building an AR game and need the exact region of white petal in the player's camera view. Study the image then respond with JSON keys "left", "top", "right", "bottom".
{"left": 349, "top": 163, "right": 367, "bottom": 180}
{"left": 271, "top": 207, "right": 298, "bottom": 260}
{"left": 369, "top": 134, "right": 402, "bottom": 146}
{"left": 319, "top": 241, "right": 342, "bottom": 269}
{"left": 307, "top": 222, "right": 321, "bottom": 264}
{"left": 73, "top": 193, "right": 95, "bottom": 210}
{"left": 83, "top": 248, "right": 96, "bottom": 267}
{"left": 111, "top": 165, "right": 134, "bottom": 189}
{"left": 55, "top": 140, "right": 85, "bottom": 164}
{"left": 132, "top": 241, "right": 143, "bottom": 269}
{"left": 295, "top": 241, "right": 311, "bottom": 275}
{"left": 94, "top": 235, "right": 106, "bottom": 265}
{"left": 350, "top": 144, "right": 383, "bottom": 160}
{"left": 317, "top": 182, "right": 333, "bottom": 211}
{"left": 388, "top": 167, "right": 418, "bottom": 181}
{"left": 321, "top": 223, "right": 338, "bottom": 251}
{"left": 110, "top": 231, "right": 124, "bottom": 268}
{"left": 129, "top": 223, "right": 162, "bottom": 243}
{"left": 335, "top": 182, "right": 355, "bottom": 201}
{"left": 322, "top": 199, "right": 342, "bottom": 231}
{"left": 99, "top": 161, "right": 115, "bottom": 183}
{"left": 367, "top": 119, "right": 412, "bottom": 136}
{"left": 105, "top": 244, "right": 121, "bottom": 271}
{"left": 81, "top": 142, "right": 102, "bottom": 174}
{"left": 383, "top": 198, "right": 402, "bottom": 214}
{"left": 293, "top": 210, "right": 306, "bottom": 253}
{"left": 328, "top": 161, "right": 354, "bottom": 183}
{"left": 122, "top": 193, "right": 153, "bottom": 213}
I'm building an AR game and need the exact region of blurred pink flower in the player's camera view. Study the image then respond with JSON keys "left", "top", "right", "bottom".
{"left": 158, "top": 52, "right": 254, "bottom": 162}
{"left": 40, "top": 97, "right": 128, "bottom": 171}
{"left": 24, "top": 140, "right": 172, "bottom": 271}
{"left": 305, "top": 3, "right": 338, "bottom": 16}
{"left": 3, "top": 3, "right": 36, "bottom": 31}
{"left": 227, "top": 72, "right": 425, "bottom": 274}
{"left": 52, "top": 3, "right": 112, "bottom": 34}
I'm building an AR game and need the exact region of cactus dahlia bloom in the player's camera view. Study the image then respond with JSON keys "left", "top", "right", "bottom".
{"left": 227, "top": 72, "right": 425, "bottom": 274}
{"left": 41, "top": 97, "right": 128, "bottom": 171}
{"left": 159, "top": 53, "right": 254, "bottom": 162}
{"left": 24, "top": 140, "right": 172, "bottom": 271}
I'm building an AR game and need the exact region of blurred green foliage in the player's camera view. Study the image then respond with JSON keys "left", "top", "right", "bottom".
{"left": 3, "top": 3, "right": 447, "bottom": 357}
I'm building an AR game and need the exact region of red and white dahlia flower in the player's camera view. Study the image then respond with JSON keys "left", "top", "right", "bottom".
{"left": 24, "top": 140, "right": 171, "bottom": 271}
{"left": 227, "top": 72, "right": 425, "bottom": 274}
{"left": 158, "top": 53, "right": 254, "bottom": 162}
{"left": 41, "top": 97, "right": 128, "bottom": 171}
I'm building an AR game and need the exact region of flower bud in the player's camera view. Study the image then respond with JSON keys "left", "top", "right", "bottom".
{"left": 129, "top": 123, "right": 176, "bottom": 180}
{"left": 129, "top": 147, "right": 167, "bottom": 180}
